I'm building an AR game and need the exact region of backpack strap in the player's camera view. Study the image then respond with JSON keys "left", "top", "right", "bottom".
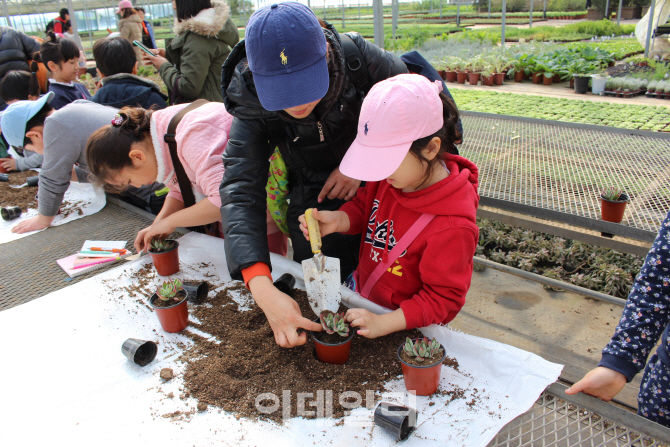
{"left": 340, "top": 33, "right": 373, "bottom": 94}
{"left": 163, "top": 98, "right": 209, "bottom": 209}
{"left": 360, "top": 213, "right": 436, "bottom": 298}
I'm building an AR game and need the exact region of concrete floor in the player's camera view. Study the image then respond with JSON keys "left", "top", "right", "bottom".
{"left": 450, "top": 264, "right": 648, "bottom": 410}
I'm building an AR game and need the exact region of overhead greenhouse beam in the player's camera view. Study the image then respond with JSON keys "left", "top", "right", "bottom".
{"left": 1, "top": 0, "right": 169, "bottom": 15}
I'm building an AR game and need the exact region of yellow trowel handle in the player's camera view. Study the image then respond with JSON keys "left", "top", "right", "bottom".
{"left": 305, "top": 208, "right": 322, "bottom": 254}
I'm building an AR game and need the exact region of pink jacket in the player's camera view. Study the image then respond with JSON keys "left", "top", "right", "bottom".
{"left": 150, "top": 103, "right": 281, "bottom": 235}
{"left": 151, "top": 103, "right": 232, "bottom": 208}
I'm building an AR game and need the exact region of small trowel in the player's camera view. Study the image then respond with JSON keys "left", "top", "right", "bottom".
{"left": 301, "top": 208, "right": 341, "bottom": 316}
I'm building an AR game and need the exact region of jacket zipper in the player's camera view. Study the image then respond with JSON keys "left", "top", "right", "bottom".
{"left": 317, "top": 121, "right": 325, "bottom": 142}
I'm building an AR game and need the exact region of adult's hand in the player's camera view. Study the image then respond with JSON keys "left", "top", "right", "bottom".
{"left": 134, "top": 218, "right": 175, "bottom": 253}
{"left": 249, "top": 275, "right": 322, "bottom": 348}
{"left": 317, "top": 166, "right": 361, "bottom": 203}
{"left": 0, "top": 158, "right": 16, "bottom": 171}
{"left": 565, "top": 366, "right": 627, "bottom": 401}
{"left": 12, "top": 214, "right": 53, "bottom": 234}
{"left": 143, "top": 52, "right": 169, "bottom": 70}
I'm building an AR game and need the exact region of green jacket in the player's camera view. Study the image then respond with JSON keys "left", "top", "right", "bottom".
{"left": 159, "top": 0, "right": 239, "bottom": 104}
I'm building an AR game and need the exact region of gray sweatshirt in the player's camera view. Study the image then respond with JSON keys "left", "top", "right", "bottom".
{"left": 15, "top": 148, "right": 43, "bottom": 171}
{"left": 38, "top": 101, "right": 117, "bottom": 216}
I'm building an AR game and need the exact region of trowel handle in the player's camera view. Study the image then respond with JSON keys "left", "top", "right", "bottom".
{"left": 305, "top": 208, "right": 322, "bottom": 254}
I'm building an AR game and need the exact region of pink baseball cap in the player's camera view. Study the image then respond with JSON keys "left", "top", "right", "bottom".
{"left": 117, "top": 0, "right": 133, "bottom": 13}
{"left": 340, "top": 74, "right": 444, "bottom": 182}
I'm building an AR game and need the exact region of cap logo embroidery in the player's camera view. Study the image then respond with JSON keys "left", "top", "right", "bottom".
{"left": 280, "top": 49, "right": 288, "bottom": 65}
{"left": 364, "top": 122, "right": 369, "bottom": 135}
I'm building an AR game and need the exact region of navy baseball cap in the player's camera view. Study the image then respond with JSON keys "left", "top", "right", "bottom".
{"left": 245, "top": 2, "right": 329, "bottom": 111}
{"left": 1, "top": 92, "right": 54, "bottom": 147}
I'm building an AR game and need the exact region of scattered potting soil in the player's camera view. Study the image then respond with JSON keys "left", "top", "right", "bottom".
{"left": 59, "top": 199, "right": 85, "bottom": 218}
{"left": 179, "top": 287, "right": 426, "bottom": 423}
{"left": 443, "top": 356, "right": 460, "bottom": 371}
{"left": 0, "top": 170, "right": 38, "bottom": 211}
{"left": 399, "top": 346, "right": 445, "bottom": 367}
{"left": 160, "top": 368, "right": 174, "bottom": 381}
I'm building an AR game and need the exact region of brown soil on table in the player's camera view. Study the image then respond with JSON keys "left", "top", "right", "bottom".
{"left": 180, "top": 287, "right": 424, "bottom": 423}
{"left": 0, "top": 170, "right": 38, "bottom": 211}
{"left": 399, "top": 346, "right": 445, "bottom": 367}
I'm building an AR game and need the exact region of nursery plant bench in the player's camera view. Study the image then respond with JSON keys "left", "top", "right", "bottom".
{"left": 459, "top": 111, "right": 670, "bottom": 245}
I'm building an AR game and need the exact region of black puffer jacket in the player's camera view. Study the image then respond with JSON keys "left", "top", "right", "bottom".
{"left": 220, "top": 27, "right": 408, "bottom": 280}
{"left": 0, "top": 26, "right": 39, "bottom": 78}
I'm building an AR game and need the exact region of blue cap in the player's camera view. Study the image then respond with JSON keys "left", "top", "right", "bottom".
{"left": 245, "top": 2, "right": 329, "bottom": 111}
{"left": 1, "top": 92, "right": 54, "bottom": 147}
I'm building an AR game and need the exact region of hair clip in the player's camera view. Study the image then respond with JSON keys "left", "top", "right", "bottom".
{"left": 111, "top": 114, "right": 125, "bottom": 127}
{"left": 433, "top": 80, "right": 444, "bottom": 93}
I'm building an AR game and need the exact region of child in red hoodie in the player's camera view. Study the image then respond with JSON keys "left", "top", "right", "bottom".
{"left": 299, "top": 74, "right": 479, "bottom": 338}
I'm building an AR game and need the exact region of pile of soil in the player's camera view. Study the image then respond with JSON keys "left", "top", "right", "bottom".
{"left": 179, "top": 286, "right": 429, "bottom": 423}
{"left": 0, "top": 170, "right": 38, "bottom": 212}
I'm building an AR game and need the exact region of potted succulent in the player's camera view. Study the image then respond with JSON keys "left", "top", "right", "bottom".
{"left": 148, "top": 237, "right": 180, "bottom": 276}
{"left": 397, "top": 337, "right": 446, "bottom": 396}
{"left": 600, "top": 187, "right": 630, "bottom": 223}
{"left": 150, "top": 278, "right": 189, "bottom": 333}
{"left": 310, "top": 311, "right": 355, "bottom": 364}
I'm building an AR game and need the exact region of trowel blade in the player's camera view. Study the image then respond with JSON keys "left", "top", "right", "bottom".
{"left": 302, "top": 254, "right": 341, "bottom": 317}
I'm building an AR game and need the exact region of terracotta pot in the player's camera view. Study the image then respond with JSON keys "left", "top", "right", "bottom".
{"left": 310, "top": 318, "right": 355, "bottom": 364}
{"left": 397, "top": 340, "right": 446, "bottom": 396}
{"left": 569, "top": 78, "right": 574, "bottom": 88}
{"left": 467, "top": 72, "right": 480, "bottom": 85}
{"left": 553, "top": 73, "right": 562, "bottom": 83}
{"left": 150, "top": 292, "right": 189, "bottom": 333}
{"left": 608, "top": 61, "right": 615, "bottom": 67}
{"left": 148, "top": 239, "right": 180, "bottom": 276}
{"left": 601, "top": 194, "right": 629, "bottom": 223}
{"left": 543, "top": 75, "right": 553, "bottom": 86}
{"left": 445, "top": 71, "right": 457, "bottom": 82}
{"left": 482, "top": 75, "right": 494, "bottom": 86}
{"left": 0, "top": 154, "right": 12, "bottom": 173}
{"left": 514, "top": 71, "right": 524, "bottom": 82}
{"left": 493, "top": 73, "right": 505, "bottom": 85}
{"left": 532, "top": 73, "right": 542, "bottom": 84}
{"left": 456, "top": 71, "right": 467, "bottom": 84}
{"left": 437, "top": 70, "right": 447, "bottom": 80}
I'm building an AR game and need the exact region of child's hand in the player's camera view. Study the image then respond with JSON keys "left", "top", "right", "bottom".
{"left": 346, "top": 308, "right": 407, "bottom": 339}
{"left": 298, "top": 208, "right": 346, "bottom": 241}
{"left": 0, "top": 158, "right": 16, "bottom": 171}
{"left": 565, "top": 366, "right": 627, "bottom": 401}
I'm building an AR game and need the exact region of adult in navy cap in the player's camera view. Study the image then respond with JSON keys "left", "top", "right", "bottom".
{"left": 220, "top": 2, "right": 407, "bottom": 348}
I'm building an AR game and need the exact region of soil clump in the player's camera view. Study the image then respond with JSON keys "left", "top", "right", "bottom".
{"left": 0, "top": 170, "right": 38, "bottom": 211}
{"left": 160, "top": 368, "right": 174, "bottom": 381}
{"left": 180, "top": 287, "right": 424, "bottom": 423}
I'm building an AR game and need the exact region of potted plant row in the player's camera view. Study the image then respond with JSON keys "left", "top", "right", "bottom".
{"left": 647, "top": 80, "right": 670, "bottom": 99}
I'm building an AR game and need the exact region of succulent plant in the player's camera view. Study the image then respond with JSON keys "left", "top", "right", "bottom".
{"left": 157, "top": 278, "right": 184, "bottom": 301}
{"left": 320, "top": 311, "right": 349, "bottom": 337}
{"left": 149, "top": 237, "right": 175, "bottom": 253}
{"left": 601, "top": 187, "right": 624, "bottom": 201}
{"left": 403, "top": 337, "right": 441, "bottom": 363}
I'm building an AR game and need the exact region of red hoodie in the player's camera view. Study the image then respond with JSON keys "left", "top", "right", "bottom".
{"left": 340, "top": 154, "right": 480, "bottom": 330}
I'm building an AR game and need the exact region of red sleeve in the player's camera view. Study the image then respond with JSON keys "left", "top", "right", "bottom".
{"left": 400, "top": 223, "right": 478, "bottom": 329}
{"left": 241, "top": 262, "right": 272, "bottom": 289}
{"left": 54, "top": 21, "right": 62, "bottom": 34}
{"left": 339, "top": 184, "right": 369, "bottom": 235}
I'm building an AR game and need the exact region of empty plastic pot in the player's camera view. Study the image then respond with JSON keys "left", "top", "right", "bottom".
{"left": 374, "top": 402, "right": 418, "bottom": 441}
{"left": 182, "top": 281, "right": 209, "bottom": 304}
{"left": 1, "top": 206, "right": 21, "bottom": 221}
{"left": 591, "top": 76, "right": 607, "bottom": 95}
{"left": 122, "top": 338, "right": 157, "bottom": 366}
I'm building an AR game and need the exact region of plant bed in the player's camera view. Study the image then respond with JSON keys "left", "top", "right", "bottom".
{"left": 475, "top": 218, "right": 643, "bottom": 298}
{"left": 0, "top": 169, "right": 39, "bottom": 212}
{"left": 148, "top": 238, "right": 180, "bottom": 276}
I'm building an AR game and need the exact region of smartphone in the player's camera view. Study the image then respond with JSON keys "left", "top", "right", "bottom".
{"left": 133, "top": 40, "right": 156, "bottom": 56}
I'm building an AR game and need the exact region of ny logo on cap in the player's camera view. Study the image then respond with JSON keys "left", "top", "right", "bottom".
{"left": 364, "top": 122, "right": 369, "bottom": 135}
{"left": 280, "top": 48, "right": 287, "bottom": 65}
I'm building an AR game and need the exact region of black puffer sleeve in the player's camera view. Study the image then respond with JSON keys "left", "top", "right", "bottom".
{"left": 219, "top": 116, "right": 275, "bottom": 280}
{"left": 348, "top": 32, "right": 408, "bottom": 86}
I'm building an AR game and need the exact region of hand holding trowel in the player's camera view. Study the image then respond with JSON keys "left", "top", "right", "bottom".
{"left": 301, "top": 208, "right": 341, "bottom": 317}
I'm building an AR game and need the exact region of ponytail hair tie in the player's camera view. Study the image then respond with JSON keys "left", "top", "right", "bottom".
{"left": 31, "top": 72, "right": 36, "bottom": 75}
{"left": 111, "top": 114, "right": 125, "bottom": 127}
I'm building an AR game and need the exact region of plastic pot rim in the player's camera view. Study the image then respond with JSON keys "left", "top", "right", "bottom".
{"left": 600, "top": 193, "right": 630, "bottom": 204}
{"left": 396, "top": 340, "right": 447, "bottom": 370}
{"left": 309, "top": 317, "right": 355, "bottom": 347}
{"left": 147, "top": 239, "right": 179, "bottom": 256}
{"left": 149, "top": 291, "right": 188, "bottom": 310}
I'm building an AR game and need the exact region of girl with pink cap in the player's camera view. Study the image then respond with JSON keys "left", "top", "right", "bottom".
{"left": 300, "top": 74, "right": 480, "bottom": 338}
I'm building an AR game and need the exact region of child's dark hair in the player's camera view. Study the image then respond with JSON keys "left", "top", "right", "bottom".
{"left": 121, "top": 7, "right": 137, "bottom": 19}
{"left": 408, "top": 92, "right": 461, "bottom": 188}
{"left": 29, "top": 32, "right": 79, "bottom": 96}
{"left": 22, "top": 102, "right": 54, "bottom": 147}
{"left": 59, "top": 8, "right": 69, "bottom": 19}
{"left": 135, "top": 6, "right": 145, "bottom": 13}
{"left": 93, "top": 37, "right": 136, "bottom": 77}
{"left": 86, "top": 107, "right": 153, "bottom": 188}
{"left": 0, "top": 70, "right": 31, "bottom": 103}
{"left": 176, "top": 0, "right": 211, "bottom": 21}
{"left": 63, "top": 20, "right": 72, "bottom": 33}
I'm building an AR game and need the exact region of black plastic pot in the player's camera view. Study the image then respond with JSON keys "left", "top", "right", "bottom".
{"left": 273, "top": 273, "right": 296, "bottom": 295}
{"left": 26, "top": 176, "right": 39, "bottom": 187}
{"left": 1, "top": 206, "right": 21, "bottom": 221}
{"left": 374, "top": 402, "right": 418, "bottom": 441}
{"left": 122, "top": 338, "right": 157, "bottom": 366}
{"left": 0, "top": 173, "right": 8, "bottom": 182}
{"left": 574, "top": 75, "right": 590, "bottom": 94}
{"left": 182, "top": 281, "right": 209, "bottom": 304}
